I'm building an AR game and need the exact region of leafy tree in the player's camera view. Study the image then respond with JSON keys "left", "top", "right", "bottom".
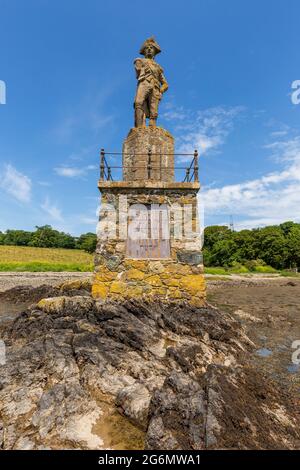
{"left": 206, "top": 238, "right": 237, "bottom": 267}
{"left": 279, "top": 221, "right": 295, "bottom": 236}
{"left": 232, "top": 229, "right": 258, "bottom": 263}
{"left": 203, "top": 226, "right": 231, "bottom": 250}
{"left": 1, "top": 229, "right": 32, "bottom": 246}
{"left": 1, "top": 221, "right": 300, "bottom": 269}
{"left": 75, "top": 232, "right": 97, "bottom": 253}
{"left": 28, "top": 225, "right": 75, "bottom": 249}
{"left": 203, "top": 221, "right": 300, "bottom": 270}
{"left": 285, "top": 225, "right": 300, "bottom": 268}
{"left": 255, "top": 226, "right": 288, "bottom": 269}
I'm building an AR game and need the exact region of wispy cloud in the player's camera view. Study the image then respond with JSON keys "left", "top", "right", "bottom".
{"left": 68, "top": 144, "right": 98, "bottom": 162}
{"left": 162, "top": 104, "right": 244, "bottom": 159}
{"left": 0, "top": 164, "right": 32, "bottom": 202}
{"left": 54, "top": 116, "right": 77, "bottom": 142}
{"left": 202, "top": 136, "right": 300, "bottom": 229}
{"left": 40, "top": 197, "right": 63, "bottom": 221}
{"left": 270, "top": 130, "right": 288, "bottom": 138}
{"left": 162, "top": 103, "right": 187, "bottom": 121}
{"left": 54, "top": 164, "right": 97, "bottom": 178}
{"left": 79, "top": 216, "right": 97, "bottom": 225}
{"left": 55, "top": 166, "right": 86, "bottom": 178}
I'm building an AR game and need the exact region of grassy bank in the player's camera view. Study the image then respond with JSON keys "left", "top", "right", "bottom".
{"left": 205, "top": 266, "right": 299, "bottom": 276}
{"left": 0, "top": 246, "right": 94, "bottom": 272}
{"left": 0, "top": 245, "right": 298, "bottom": 275}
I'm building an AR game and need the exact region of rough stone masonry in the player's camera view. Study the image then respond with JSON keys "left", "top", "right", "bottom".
{"left": 92, "top": 38, "right": 206, "bottom": 306}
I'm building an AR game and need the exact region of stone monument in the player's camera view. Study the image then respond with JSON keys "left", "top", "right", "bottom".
{"left": 92, "top": 37, "right": 206, "bottom": 306}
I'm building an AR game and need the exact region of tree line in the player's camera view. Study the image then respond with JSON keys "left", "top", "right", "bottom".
{"left": 1, "top": 221, "right": 300, "bottom": 268}
{"left": 0, "top": 225, "right": 97, "bottom": 253}
{"left": 203, "top": 221, "right": 300, "bottom": 270}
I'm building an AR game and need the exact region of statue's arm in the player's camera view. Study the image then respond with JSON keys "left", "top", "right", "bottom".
{"left": 160, "top": 69, "right": 169, "bottom": 95}
{"left": 134, "top": 58, "right": 143, "bottom": 79}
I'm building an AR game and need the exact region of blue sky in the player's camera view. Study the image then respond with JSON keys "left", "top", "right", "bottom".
{"left": 0, "top": 0, "right": 300, "bottom": 234}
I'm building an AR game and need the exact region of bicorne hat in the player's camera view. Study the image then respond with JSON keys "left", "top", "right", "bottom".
{"left": 139, "top": 37, "right": 161, "bottom": 56}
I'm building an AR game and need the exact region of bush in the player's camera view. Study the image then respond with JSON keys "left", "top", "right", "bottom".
{"left": 205, "top": 267, "right": 229, "bottom": 275}
{"left": 252, "top": 265, "right": 277, "bottom": 273}
{"left": 228, "top": 261, "right": 249, "bottom": 274}
{"left": 244, "top": 259, "right": 266, "bottom": 271}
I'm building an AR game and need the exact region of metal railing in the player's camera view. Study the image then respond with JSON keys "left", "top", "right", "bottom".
{"left": 99, "top": 148, "right": 199, "bottom": 182}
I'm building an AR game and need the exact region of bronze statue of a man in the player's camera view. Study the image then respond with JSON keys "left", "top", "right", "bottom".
{"left": 134, "top": 37, "right": 168, "bottom": 128}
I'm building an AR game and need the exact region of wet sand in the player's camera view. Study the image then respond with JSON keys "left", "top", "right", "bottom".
{"left": 207, "top": 278, "right": 300, "bottom": 417}
{"left": 0, "top": 272, "right": 91, "bottom": 292}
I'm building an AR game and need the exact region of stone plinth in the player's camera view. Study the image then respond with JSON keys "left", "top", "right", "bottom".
{"left": 92, "top": 182, "right": 206, "bottom": 307}
{"left": 122, "top": 127, "right": 174, "bottom": 182}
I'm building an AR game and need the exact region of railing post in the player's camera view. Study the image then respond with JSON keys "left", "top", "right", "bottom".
{"left": 159, "top": 151, "right": 162, "bottom": 180}
{"left": 185, "top": 168, "right": 190, "bottom": 182}
{"left": 100, "top": 148, "right": 105, "bottom": 180}
{"left": 133, "top": 151, "right": 136, "bottom": 180}
{"left": 147, "top": 148, "right": 152, "bottom": 180}
{"left": 194, "top": 149, "right": 199, "bottom": 182}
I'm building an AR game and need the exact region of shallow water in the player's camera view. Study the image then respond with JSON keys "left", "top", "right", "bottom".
{"left": 287, "top": 363, "right": 300, "bottom": 373}
{"left": 92, "top": 394, "right": 145, "bottom": 450}
{"left": 0, "top": 301, "right": 29, "bottom": 325}
{"left": 256, "top": 348, "right": 273, "bottom": 358}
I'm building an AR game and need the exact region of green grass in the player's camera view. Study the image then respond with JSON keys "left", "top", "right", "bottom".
{"left": 205, "top": 267, "right": 230, "bottom": 275}
{"left": 205, "top": 264, "right": 284, "bottom": 276}
{"left": 280, "top": 270, "right": 300, "bottom": 277}
{"left": 0, "top": 246, "right": 94, "bottom": 272}
{"left": 0, "top": 262, "right": 93, "bottom": 272}
{"left": 205, "top": 275, "right": 232, "bottom": 281}
{"left": 0, "top": 245, "right": 298, "bottom": 276}
{"left": 205, "top": 266, "right": 250, "bottom": 275}
{"left": 228, "top": 265, "right": 249, "bottom": 274}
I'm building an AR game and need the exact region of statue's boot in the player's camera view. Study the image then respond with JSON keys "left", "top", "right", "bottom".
{"left": 135, "top": 108, "right": 145, "bottom": 127}
{"left": 149, "top": 118, "right": 157, "bottom": 127}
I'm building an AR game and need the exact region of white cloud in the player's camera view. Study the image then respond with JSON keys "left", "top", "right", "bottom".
{"left": 202, "top": 136, "right": 300, "bottom": 229}
{"left": 162, "top": 105, "right": 244, "bottom": 159}
{"left": 270, "top": 130, "right": 288, "bottom": 137}
{"left": 86, "top": 164, "right": 97, "bottom": 170}
{"left": 54, "top": 164, "right": 97, "bottom": 178}
{"left": 162, "top": 105, "right": 187, "bottom": 121}
{"left": 41, "top": 197, "right": 63, "bottom": 221}
{"left": 54, "top": 166, "right": 86, "bottom": 178}
{"left": 0, "top": 164, "right": 32, "bottom": 202}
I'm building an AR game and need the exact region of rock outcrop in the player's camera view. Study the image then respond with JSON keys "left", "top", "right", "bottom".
{"left": 0, "top": 290, "right": 299, "bottom": 449}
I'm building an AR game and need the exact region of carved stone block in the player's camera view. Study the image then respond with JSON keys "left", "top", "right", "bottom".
{"left": 122, "top": 127, "right": 174, "bottom": 182}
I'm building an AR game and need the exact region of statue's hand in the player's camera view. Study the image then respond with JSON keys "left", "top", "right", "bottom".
{"left": 160, "top": 83, "right": 168, "bottom": 95}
